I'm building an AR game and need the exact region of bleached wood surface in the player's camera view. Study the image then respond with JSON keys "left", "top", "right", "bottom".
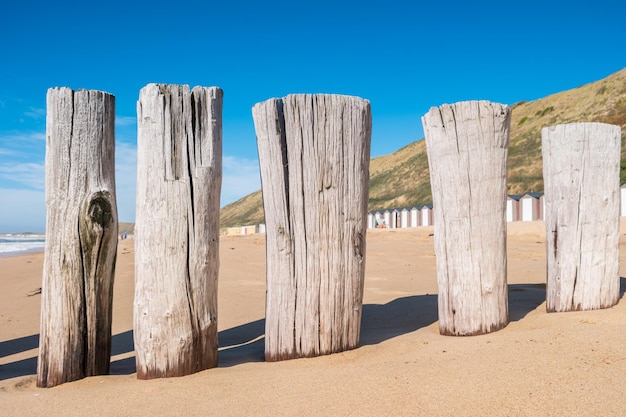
{"left": 422, "top": 100, "right": 511, "bottom": 336}
{"left": 134, "top": 84, "right": 222, "bottom": 379}
{"left": 542, "top": 123, "right": 621, "bottom": 312}
{"left": 38, "top": 88, "right": 118, "bottom": 387}
{"left": 253, "top": 94, "right": 371, "bottom": 361}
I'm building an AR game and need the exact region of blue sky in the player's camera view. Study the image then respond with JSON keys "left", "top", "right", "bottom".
{"left": 0, "top": 0, "right": 624, "bottom": 232}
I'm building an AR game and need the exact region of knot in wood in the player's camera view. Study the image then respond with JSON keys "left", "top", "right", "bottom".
{"left": 87, "top": 195, "right": 113, "bottom": 228}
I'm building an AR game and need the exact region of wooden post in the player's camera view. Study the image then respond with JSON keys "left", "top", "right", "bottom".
{"left": 542, "top": 123, "right": 621, "bottom": 312}
{"left": 253, "top": 94, "right": 371, "bottom": 361}
{"left": 38, "top": 88, "right": 118, "bottom": 387}
{"left": 134, "top": 84, "right": 222, "bottom": 379}
{"left": 422, "top": 100, "right": 511, "bottom": 336}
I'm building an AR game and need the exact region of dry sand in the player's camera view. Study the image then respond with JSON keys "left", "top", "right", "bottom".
{"left": 1, "top": 221, "right": 626, "bottom": 416}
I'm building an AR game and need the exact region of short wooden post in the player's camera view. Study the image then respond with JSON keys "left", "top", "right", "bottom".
{"left": 253, "top": 94, "right": 371, "bottom": 361}
{"left": 542, "top": 123, "right": 621, "bottom": 312}
{"left": 422, "top": 100, "right": 511, "bottom": 336}
{"left": 38, "top": 88, "right": 118, "bottom": 387}
{"left": 134, "top": 84, "right": 222, "bottom": 379}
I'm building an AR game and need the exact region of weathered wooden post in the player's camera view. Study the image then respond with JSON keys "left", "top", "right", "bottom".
{"left": 422, "top": 100, "right": 511, "bottom": 336}
{"left": 38, "top": 88, "right": 118, "bottom": 387}
{"left": 542, "top": 122, "right": 621, "bottom": 312}
{"left": 134, "top": 84, "right": 222, "bottom": 379}
{"left": 253, "top": 94, "right": 371, "bottom": 361}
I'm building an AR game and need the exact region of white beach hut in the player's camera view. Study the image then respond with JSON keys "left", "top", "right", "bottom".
{"left": 390, "top": 209, "right": 401, "bottom": 229}
{"left": 520, "top": 192, "right": 543, "bottom": 221}
{"left": 400, "top": 208, "right": 409, "bottom": 228}
{"left": 242, "top": 225, "right": 257, "bottom": 235}
{"left": 373, "top": 211, "right": 384, "bottom": 228}
{"left": 506, "top": 194, "right": 521, "bottom": 222}
{"left": 420, "top": 204, "right": 433, "bottom": 226}
{"left": 367, "top": 212, "right": 374, "bottom": 229}
{"left": 383, "top": 210, "right": 392, "bottom": 229}
{"left": 410, "top": 206, "right": 420, "bottom": 228}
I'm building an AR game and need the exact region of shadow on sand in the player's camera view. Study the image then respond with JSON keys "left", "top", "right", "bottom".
{"left": 0, "top": 334, "right": 39, "bottom": 359}
{"left": 508, "top": 283, "right": 546, "bottom": 322}
{"left": 217, "top": 295, "right": 441, "bottom": 366}
{"left": 0, "top": 331, "right": 138, "bottom": 380}
{"left": 109, "top": 330, "right": 136, "bottom": 375}
{"left": 361, "top": 282, "right": 549, "bottom": 344}
{"left": 507, "top": 276, "right": 626, "bottom": 322}
{"left": 0, "top": 334, "right": 39, "bottom": 381}
{"left": 360, "top": 294, "right": 438, "bottom": 345}
{"left": 3, "top": 279, "right": 622, "bottom": 379}
{"left": 218, "top": 319, "right": 266, "bottom": 368}
{"left": 0, "top": 356, "right": 38, "bottom": 381}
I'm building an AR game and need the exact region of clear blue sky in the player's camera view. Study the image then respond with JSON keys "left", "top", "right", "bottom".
{"left": 0, "top": 0, "right": 624, "bottom": 232}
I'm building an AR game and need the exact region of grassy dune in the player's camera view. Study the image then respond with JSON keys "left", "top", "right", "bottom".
{"left": 220, "top": 68, "right": 626, "bottom": 227}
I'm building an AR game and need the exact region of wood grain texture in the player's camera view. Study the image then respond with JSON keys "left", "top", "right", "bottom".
{"left": 134, "top": 84, "right": 222, "bottom": 379}
{"left": 542, "top": 123, "right": 621, "bottom": 312}
{"left": 38, "top": 88, "right": 118, "bottom": 387}
{"left": 253, "top": 94, "right": 371, "bottom": 361}
{"left": 422, "top": 100, "right": 511, "bottom": 336}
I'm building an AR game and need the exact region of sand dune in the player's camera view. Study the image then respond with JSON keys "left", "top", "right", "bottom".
{"left": 1, "top": 221, "right": 625, "bottom": 416}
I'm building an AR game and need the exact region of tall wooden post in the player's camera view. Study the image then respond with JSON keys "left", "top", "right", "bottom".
{"left": 134, "top": 84, "right": 222, "bottom": 379}
{"left": 253, "top": 94, "right": 371, "bottom": 361}
{"left": 422, "top": 100, "right": 511, "bottom": 336}
{"left": 38, "top": 88, "right": 118, "bottom": 387}
{"left": 542, "top": 123, "right": 621, "bottom": 312}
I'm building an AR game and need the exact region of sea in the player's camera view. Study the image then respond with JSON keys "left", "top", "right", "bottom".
{"left": 0, "top": 234, "right": 46, "bottom": 257}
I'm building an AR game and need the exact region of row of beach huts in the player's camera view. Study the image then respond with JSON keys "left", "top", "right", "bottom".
{"left": 374, "top": 182, "right": 626, "bottom": 229}
{"left": 371, "top": 183, "right": 626, "bottom": 228}
{"left": 225, "top": 183, "right": 626, "bottom": 234}
{"left": 370, "top": 192, "right": 545, "bottom": 229}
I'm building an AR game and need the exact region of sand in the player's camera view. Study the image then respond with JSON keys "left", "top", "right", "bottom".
{"left": 1, "top": 221, "right": 626, "bottom": 416}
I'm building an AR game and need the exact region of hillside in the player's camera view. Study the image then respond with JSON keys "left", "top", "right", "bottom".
{"left": 220, "top": 67, "right": 626, "bottom": 227}
{"left": 118, "top": 222, "right": 135, "bottom": 235}
{"left": 507, "top": 67, "right": 626, "bottom": 193}
{"left": 219, "top": 190, "right": 264, "bottom": 228}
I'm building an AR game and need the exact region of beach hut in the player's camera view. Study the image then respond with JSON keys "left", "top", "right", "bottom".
{"left": 400, "top": 208, "right": 409, "bottom": 228}
{"left": 371, "top": 211, "right": 382, "bottom": 228}
{"left": 410, "top": 206, "right": 421, "bottom": 227}
{"left": 383, "top": 210, "right": 392, "bottom": 228}
{"left": 226, "top": 227, "right": 241, "bottom": 236}
{"left": 242, "top": 225, "right": 257, "bottom": 235}
{"left": 420, "top": 204, "right": 433, "bottom": 226}
{"left": 388, "top": 209, "right": 396, "bottom": 228}
{"left": 506, "top": 194, "right": 521, "bottom": 222}
{"left": 520, "top": 192, "right": 544, "bottom": 221}
{"left": 389, "top": 209, "right": 399, "bottom": 229}
{"left": 367, "top": 212, "right": 374, "bottom": 229}
{"left": 621, "top": 182, "right": 626, "bottom": 217}
{"left": 258, "top": 224, "right": 266, "bottom": 234}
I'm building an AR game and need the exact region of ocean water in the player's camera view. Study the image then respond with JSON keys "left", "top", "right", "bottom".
{"left": 0, "top": 234, "right": 46, "bottom": 257}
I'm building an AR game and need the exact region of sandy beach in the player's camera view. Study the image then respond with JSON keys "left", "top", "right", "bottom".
{"left": 1, "top": 221, "right": 626, "bottom": 416}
